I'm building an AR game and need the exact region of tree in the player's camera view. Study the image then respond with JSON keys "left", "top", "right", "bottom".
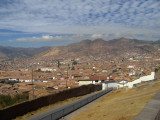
{"left": 57, "top": 60, "right": 60, "bottom": 68}
{"left": 72, "top": 60, "right": 77, "bottom": 65}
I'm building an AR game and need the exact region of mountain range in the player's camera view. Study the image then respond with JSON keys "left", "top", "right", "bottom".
{"left": 0, "top": 38, "right": 160, "bottom": 60}
{"left": 0, "top": 46, "right": 51, "bottom": 59}
{"left": 37, "top": 38, "right": 160, "bottom": 59}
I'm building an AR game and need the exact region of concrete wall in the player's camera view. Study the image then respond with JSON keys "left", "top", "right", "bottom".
{"left": 102, "top": 82, "right": 117, "bottom": 90}
{"left": 117, "top": 72, "right": 155, "bottom": 88}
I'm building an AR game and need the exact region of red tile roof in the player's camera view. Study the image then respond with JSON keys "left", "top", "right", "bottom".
{"left": 90, "top": 76, "right": 107, "bottom": 80}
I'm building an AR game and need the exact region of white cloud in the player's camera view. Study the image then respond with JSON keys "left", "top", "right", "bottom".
{"left": 91, "top": 34, "right": 103, "bottom": 39}
{"left": 15, "top": 35, "right": 62, "bottom": 42}
{"left": 14, "top": 34, "right": 91, "bottom": 42}
{"left": 13, "top": 28, "right": 160, "bottom": 43}
{"left": 0, "top": 0, "right": 160, "bottom": 41}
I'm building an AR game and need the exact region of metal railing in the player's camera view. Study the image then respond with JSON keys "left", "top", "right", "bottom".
{"left": 28, "top": 88, "right": 113, "bottom": 120}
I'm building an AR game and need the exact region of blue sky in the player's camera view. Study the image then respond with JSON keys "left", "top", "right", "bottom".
{"left": 0, "top": 0, "right": 160, "bottom": 47}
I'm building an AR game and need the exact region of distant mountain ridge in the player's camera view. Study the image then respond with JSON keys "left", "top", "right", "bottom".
{"left": 0, "top": 46, "right": 51, "bottom": 59}
{"left": 38, "top": 37, "right": 159, "bottom": 58}
{"left": 0, "top": 38, "right": 160, "bottom": 60}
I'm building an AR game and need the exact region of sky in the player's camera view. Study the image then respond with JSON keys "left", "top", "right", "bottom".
{"left": 0, "top": 0, "right": 160, "bottom": 47}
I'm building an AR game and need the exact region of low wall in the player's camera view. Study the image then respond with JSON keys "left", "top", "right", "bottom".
{"left": 0, "top": 84, "right": 102, "bottom": 120}
{"left": 118, "top": 72, "right": 155, "bottom": 88}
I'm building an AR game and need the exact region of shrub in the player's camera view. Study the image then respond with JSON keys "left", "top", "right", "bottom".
{"left": 0, "top": 93, "right": 29, "bottom": 109}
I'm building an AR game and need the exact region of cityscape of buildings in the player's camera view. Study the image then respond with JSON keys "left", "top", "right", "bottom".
{"left": 0, "top": 49, "right": 160, "bottom": 99}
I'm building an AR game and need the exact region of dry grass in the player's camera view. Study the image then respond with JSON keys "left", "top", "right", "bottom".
{"left": 71, "top": 80, "right": 160, "bottom": 120}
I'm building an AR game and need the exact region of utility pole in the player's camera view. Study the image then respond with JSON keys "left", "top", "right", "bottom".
{"left": 66, "top": 47, "right": 69, "bottom": 88}
{"left": 107, "top": 76, "right": 109, "bottom": 89}
{"left": 98, "top": 75, "right": 100, "bottom": 82}
{"left": 31, "top": 68, "right": 34, "bottom": 99}
{"left": 66, "top": 64, "right": 69, "bottom": 88}
{"left": 122, "top": 58, "right": 125, "bottom": 88}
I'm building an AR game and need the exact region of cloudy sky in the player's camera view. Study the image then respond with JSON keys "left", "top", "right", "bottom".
{"left": 0, "top": 0, "right": 160, "bottom": 47}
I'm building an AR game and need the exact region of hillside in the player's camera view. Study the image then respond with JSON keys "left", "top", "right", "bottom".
{"left": 0, "top": 46, "right": 51, "bottom": 59}
{"left": 37, "top": 38, "right": 160, "bottom": 59}
{"left": 153, "top": 40, "right": 160, "bottom": 47}
{"left": 1, "top": 38, "right": 160, "bottom": 61}
{"left": 71, "top": 80, "right": 160, "bottom": 120}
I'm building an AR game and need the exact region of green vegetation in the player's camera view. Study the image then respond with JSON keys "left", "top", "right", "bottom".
{"left": 0, "top": 93, "right": 29, "bottom": 109}
{"left": 57, "top": 60, "right": 61, "bottom": 68}
{"left": 0, "top": 80, "right": 19, "bottom": 85}
{"left": 72, "top": 60, "right": 78, "bottom": 65}
{"left": 35, "top": 68, "right": 41, "bottom": 72}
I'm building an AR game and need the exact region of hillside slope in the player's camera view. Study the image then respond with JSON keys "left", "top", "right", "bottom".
{"left": 71, "top": 80, "right": 160, "bottom": 120}
{"left": 1, "top": 38, "right": 160, "bottom": 60}
{"left": 0, "top": 46, "right": 51, "bottom": 59}
{"left": 37, "top": 38, "right": 159, "bottom": 59}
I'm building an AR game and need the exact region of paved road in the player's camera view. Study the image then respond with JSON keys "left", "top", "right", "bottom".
{"left": 59, "top": 89, "right": 114, "bottom": 120}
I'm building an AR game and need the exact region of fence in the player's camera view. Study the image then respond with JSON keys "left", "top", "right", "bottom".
{"left": 28, "top": 88, "right": 113, "bottom": 120}
{"left": 0, "top": 84, "right": 102, "bottom": 120}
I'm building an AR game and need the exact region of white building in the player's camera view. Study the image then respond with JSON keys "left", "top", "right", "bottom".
{"left": 40, "top": 68, "right": 56, "bottom": 72}
{"left": 8, "top": 78, "right": 19, "bottom": 81}
{"left": 127, "top": 65, "right": 135, "bottom": 69}
{"left": 102, "top": 81, "right": 117, "bottom": 90}
{"left": 25, "top": 80, "right": 32, "bottom": 82}
{"left": 77, "top": 76, "right": 107, "bottom": 86}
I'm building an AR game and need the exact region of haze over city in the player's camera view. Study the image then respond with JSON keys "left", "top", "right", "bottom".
{"left": 0, "top": 0, "right": 160, "bottom": 47}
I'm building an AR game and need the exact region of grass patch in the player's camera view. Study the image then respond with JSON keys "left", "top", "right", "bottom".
{"left": 0, "top": 94, "right": 28, "bottom": 109}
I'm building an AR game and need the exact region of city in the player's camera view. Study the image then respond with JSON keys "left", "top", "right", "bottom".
{"left": 0, "top": 38, "right": 160, "bottom": 99}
